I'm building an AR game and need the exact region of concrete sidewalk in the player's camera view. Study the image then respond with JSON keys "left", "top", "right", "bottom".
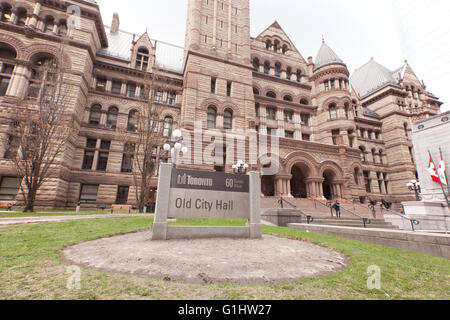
{"left": 0, "top": 214, "right": 154, "bottom": 226}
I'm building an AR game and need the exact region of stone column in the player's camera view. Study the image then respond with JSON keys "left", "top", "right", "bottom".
{"left": 9, "top": 11, "right": 17, "bottom": 24}
{"left": 28, "top": 1, "right": 42, "bottom": 28}
{"left": 105, "top": 79, "right": 112, "bottom": 92}
{"left": 91, "top": 139, "right": 100, "bottom": 171}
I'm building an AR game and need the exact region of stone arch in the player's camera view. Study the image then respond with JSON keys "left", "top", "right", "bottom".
{"left": 318, "top": 160, "right": 344, "bottom": 180}
{"left": 283, "top": 151, "right": 319, "bottom": 176}
{"left": 263, "top": 86, "right": 278, "bottom": 98}
{"left": 24, "top": 44, "right": 72, "bottom": 70}
{"left": 14, "top": 1, "right": 33, "bottom": 12}
{"left": 222, "top": 102, "right": 241, "bottom": 117}
{"left": 0, "top": 35, "right": 25, "bottom": 59}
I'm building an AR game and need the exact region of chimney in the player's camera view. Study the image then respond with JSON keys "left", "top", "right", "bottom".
{"left": 110, "top": 13, "right": 120, "bottom": 34}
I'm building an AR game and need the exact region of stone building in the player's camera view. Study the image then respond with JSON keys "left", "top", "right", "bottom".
{"left": 0, "top": 0, "right": 444, "bottom": 209}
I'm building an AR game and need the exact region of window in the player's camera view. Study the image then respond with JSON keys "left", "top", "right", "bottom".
{"left": 330, "top": 79, "right": 335, "bottom": 90}
{"left": 82, "top": 150, "right": 94, "bottom": 170}
{"left": 0, "top": 5, "right": 12, "bottom": 22}
{"left": 300, "top": 99, "right": 309, "bottom": 106}
{"left": 121, "top": 143, "right": 135, "bottom": 173}
{"left": 285, "top": 131, "right": 294, "bottom": 139}
{"left": 379, "top": 150, "right": 384, "bottom": 165}
{"left": 79, "top": 184, "right": 99, "bottom": 203}
{"left": 0, "top": 177, "right": 20, "bottom": 201}
{"left": 296, "top": 69, "right": 302, "bottom": 82}
{"left": 268, "top": 128, "right": 277, "bottom": 136}
{"left": 283, "top": 95, "right": 293, "bottom": 102}
{"left": 266, "top": 91, "right": 276, "bottom": 99}
{"left": 89, "top": 105, "right": 102, "bottom": 126}
{"left": 372, "top": 149, "right": 377, "bottom": 164}
{"left": 266, "top": 107, "right": 276, "bottom": 120}
{"left": 344, "top": 103, "right": 350, "bottom": 119}
{"left": 207, "top": 107, "right": 217, "bottom": 129}
{"left": 127, "top": 110, "right": 139, "bottom": 132}
{"left": 274, "top": 62, "right": 281, "bottom": 77}
{"left": 286, "top": 67, "right": 292, "bottom": 80}
{"left": 324, "top": 81, "right": 330, "bottom": 91}
{"left": 302, "top": 134, "right": 311, "bottom": 141}
{"left": 282, "top": 44, "right": 288, "bottom": 54}
{"left": 43, "top": 16, "right": 55, "bottom": 33}
{"left": 58, "top": 20, "right": 68, "bottom": 36}
{"left": 111, "top": 80, "right": 122, "bottom": 94}
{"left": 273, "top": 40, "right": 279, "bottom": 52}
{"left": 284, "top": 110, "right": 293, "bottom": 123}
{"left": 224, "top": 109, "right": 233, "bottom": 130}
{"left": 329, "top": 104, "right": 337, "bottom": 120}
{"left": 96, "top": 141, "right": 110, "bottom": 171}
{"left": 301, "top": 113, "right": 310, "bottom": 126}
{"left": 266, "top": 40, "right": 271, "bottom": 50}
{"left": 252, "top": 58, "right": 259, "bottom": 72}
{"left": 135, "top": 47, "right": 150, "bottom": 71}
{"left": 354, "top": 168, "right": 360, "bottom": 185}
{"left": 0, "top": 59, "right": 14, "bottom": 96}
{"left": 227, "top": 81, "right": 232, "bottom": 97}
{"left": 106, "top": 107, "right": 118, "bottom": 129}
{"left": 264, "top": 61, "right": 270, "bottom": 74}
{"left": 332, "top": 130, "right": 340, "bottom": 145}
{"left": 116, "top": 186, "right": 129, "bottom": 204}
{"left": 255, "top": 104, "right": 260, "bottom": 117}
{"left": 167, "top": 92, "right": 176, "bottom": 105}
{"left": 359, "top": 146, "right": 367, "bottom": 162}
{"left": 154, "top": 90, "right": 163, "bottom": 103}
{"left": 404, "top": 122, "right": 409, "bottom": 138}
{"left": 16, "top": 9, "right": 27, "bottom": 26}
{"left": 409, "top": 147, "right": 414, "bottom": 163}
{"left": 95, "top": 78, "right": 106, "bottom": 92}
{"left": 126, "top": 83, "right": 136, "bottom": 98}
{"left": 383, "top": 173, "right": 389, "bottom": 194}
{"left": 4, "top": 134, "right": 20, "bottom": 159}
{"left": 210, "top": 77, "right": 216, "bottom": 94}
{"left": 163, "top": 117, "right": 173, "bottom": 137}
{"left": 364, "top": 171, "right": 371, "bottom": 193}
{"left": 27, "top": 56, "right": 58, "bottom": 100}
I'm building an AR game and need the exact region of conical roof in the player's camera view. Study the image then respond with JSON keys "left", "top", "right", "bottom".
{"left": 350, "top": 58, "right": 401, "bottom": 98}
{"left": 314, "top": 40, "right": 345, "bottom": 71}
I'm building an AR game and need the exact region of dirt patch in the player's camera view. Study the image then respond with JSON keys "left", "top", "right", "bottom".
{"left": 62, "top": 232, "right": 347, "bottom": 285}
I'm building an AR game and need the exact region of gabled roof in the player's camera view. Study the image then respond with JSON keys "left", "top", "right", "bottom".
{"left": 97, "top": 26, "right": 184, "bottom": 74}
{"left": 313, "top": 40, "right": 346, "bottom": 71}
{"left": 350, "top": 58, "right": 401, "bottom": 99}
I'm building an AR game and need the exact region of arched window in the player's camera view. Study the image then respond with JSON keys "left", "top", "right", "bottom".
{"left": 252, "top": 58, "right": 259, "bottom": 72}
{"left": 163, "top": 116, "right": 173, "bottom": 137}
{"left": 43, "top": 16, "right": 55, "bottom": 33}
{"left": 27, "top": 55, "right": 58, "bottom": 99}
{"left": 207, "top": 107, "right": 217, "bottom": 129}
{"left": 404, "top": 122, "right": 409, "bottom": 137}
{"left": 273, "top": 40, "right": 280, "bottom": 52}
{"left": 283, "top": 95, "right": 293, "bottom": 102}
{"left": 274, "top": 62, "right": 281, "bottom": 77}
{"left": 135, "top": 47, "right": 150, "bottom": 71}
{"left": 286, "top": 67, "right": 292, "bottom": 80}
{"left": 223, "top": 109, "right": 233, "bottom": 130}
{"left": 264, "top": 61, "right": 270, "bottom": 74}
{"left": 266, "top": 91, "right": 276, "bottom": 99}
{"left": 0, "top": 4, "right": 12, "bottom": 22}
{"left": 16, "top": 8, "right": 27, "bottom": 26}
{"left": 344, "top": 103, "right": 350, "bottom": 119}
{"left": 329, "top": 103, "right": 337, "bottom": 120}
{"left": 58, "top": 20, "right": 68, "bottom": 36}
{"left": 106, "top": 107, "right": 118, "bottom": 129}
{"left": 354, "top": 168, "right": 360, "bottom": 185}
{"left": 89, "top": 105, "right": 102, "bottom": 126}
{"left": 265, "top": 39, "right": 272, "bottom": 50}
{"left": 127, "top": 110, "right": 139, "bottom": 132}
{"left": 296, "top": 69, "right": 302, "bottom": 82}
{"left": 359, "top": 146, "right": 366, "bottom": 162}
{"left": 0, "top": 44, "right": 17, "bottom": 97}
{"left": 300, "top": 98, "right": 309, "bottom": 105}
{"left": 253, "top": 87, "right": 260, "bottom": 95}
{"left": 282, "top": 44, "right": 288, "bottom": 54}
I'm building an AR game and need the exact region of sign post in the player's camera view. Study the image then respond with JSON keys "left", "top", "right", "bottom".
{"left": 152, "top": 164, "right": 262, "bottom": 240}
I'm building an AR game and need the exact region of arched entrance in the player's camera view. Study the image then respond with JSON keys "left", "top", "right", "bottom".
{"left": 291, "top": 163, "right": 310, "bottom": 198}
{"left": 323, "top": 170, "right": 336, "bottom": 200}
{"left": 261, "top": 175, "right": 275, "bottom": 197}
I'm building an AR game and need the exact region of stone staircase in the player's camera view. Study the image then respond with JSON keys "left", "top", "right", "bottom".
{"left": 307, "top": 217, "right": 398, "bottom": 229}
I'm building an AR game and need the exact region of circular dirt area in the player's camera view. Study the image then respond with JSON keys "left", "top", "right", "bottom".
{"left": 62, "top": 232, "right": 347, "bottom": 284}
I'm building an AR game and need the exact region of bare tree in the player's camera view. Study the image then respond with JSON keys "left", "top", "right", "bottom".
{"left": 121, "top": 67, "right": 176, "bottom": 212}
{"left": 9, "top": 44, "right": 73, "bottom": 212}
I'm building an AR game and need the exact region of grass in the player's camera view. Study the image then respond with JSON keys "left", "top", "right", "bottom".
{"left": 0, "top": 210, "right": 149, "bottom": 218}
{"left": 0, "top": 217, "right": 449, "bottom": 300}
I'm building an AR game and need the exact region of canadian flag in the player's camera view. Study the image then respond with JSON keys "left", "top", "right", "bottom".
{"left": 428, "top": 157, "right": 441, "bottom": 184}
{"left": 438, "top": 156, "right": 448, "bottom": 185}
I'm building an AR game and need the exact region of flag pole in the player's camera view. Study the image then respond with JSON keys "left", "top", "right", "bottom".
{"left": 439, "top": 147, "right": 450, "bottom": 197}
{"left": 429, "top": 150, "right": 450, "bottom": 211}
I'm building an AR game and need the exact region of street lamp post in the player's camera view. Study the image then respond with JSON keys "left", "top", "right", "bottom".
{"left": 163, "top": 129, "right": 188, "bottom": 169}
{"left": 406, "top": 180, "right": 421, "bottom": 201}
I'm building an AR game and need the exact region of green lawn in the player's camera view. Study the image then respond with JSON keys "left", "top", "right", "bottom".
{"left": 0, "top": 217, "right": 448, "bottom": 300}
{"left": 0, "top": 210, "right": 148, "bottom": 218}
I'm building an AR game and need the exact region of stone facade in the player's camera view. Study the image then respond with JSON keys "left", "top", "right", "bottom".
{"left": 0, "top": 0, "right": 444, "bottom": 209}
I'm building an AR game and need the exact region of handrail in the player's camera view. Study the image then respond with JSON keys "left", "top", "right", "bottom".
{"left": 307, "top": 193, "right": 371, "bottom": 228}
{"left": 278, "top": 197, "right": 314, "bottom": 224}
{"left": 380, "top": 207, "right": 420, "bottom": 232}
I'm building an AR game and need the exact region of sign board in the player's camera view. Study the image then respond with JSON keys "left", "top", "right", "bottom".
{"left": 169, "top": 169, "right": 250, "bottom": 219}
{"left": 152, "top": 164, "right": 261, "bottom": 240}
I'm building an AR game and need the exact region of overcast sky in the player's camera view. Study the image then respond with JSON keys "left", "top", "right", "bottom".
{"left": 96, "top": 0, "right": 449, "bottom": 111}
